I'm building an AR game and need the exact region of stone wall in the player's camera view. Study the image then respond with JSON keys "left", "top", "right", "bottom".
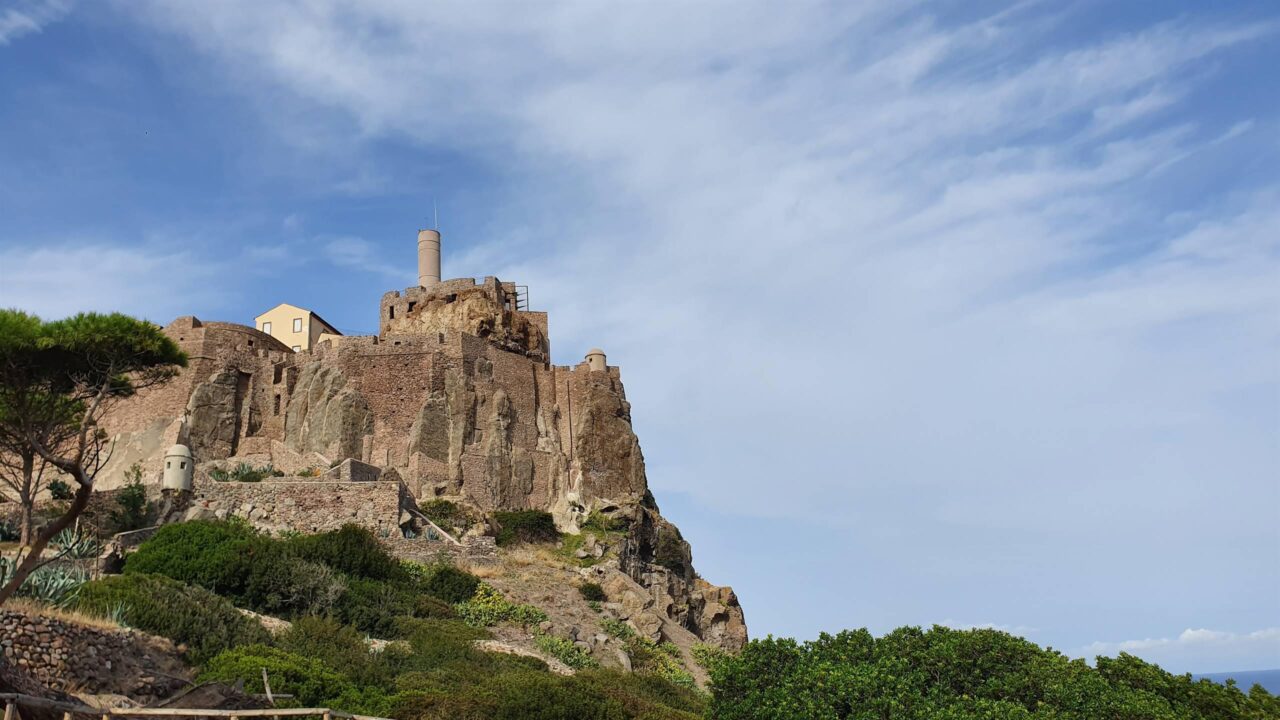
{"left": 0, "top": 609, "right": 189, "bottom": 701}
{"left": 382, "top": 535, "right": 498, "bottom": 567}
{"left": 187, "top": 477, "right": 406, "bottom": 536}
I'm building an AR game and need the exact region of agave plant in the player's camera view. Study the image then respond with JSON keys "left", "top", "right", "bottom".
{"left": 0, "top": 558, "right": 89, "bottom": 608}
{"left": 53, "top": 527, "right": 103, "bottom": 559}
{"left": 20, "top": 564, "right": 89, "bottom": 608}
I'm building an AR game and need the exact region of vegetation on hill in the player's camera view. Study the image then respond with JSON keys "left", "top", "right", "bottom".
{"left": 108, "top": 519, "right": 705, "bottom": 718}
{"left": 707, "top": 625, "right": 1279, "bottom": 720}
{"left": 76, "top": 573, "right": 271, "bottom": 663}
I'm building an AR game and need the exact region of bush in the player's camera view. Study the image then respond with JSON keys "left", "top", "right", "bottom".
{"left": 200, "top": 645, "right": 353, "bottom": 707}
{"left": 287, "top": 524, "right": 401, "bottom": 581}
{"left": 76, "top": 574, "right": 270, "bottom": 663}
{"left": 488, "top": 671, "right": 625, "bottom": 720}
{"left": 707, "top": 626, "right": 1280, "bottom": 720}
{"left": 581, "top": 511, "right": 628, "bottom": 534}
{"left": 278, "top": 616, "right": 404, "bottom": 688}
{"left": 336, "top": 578, "right": 418, "bottom": 638}
{"left": 125, "top": 520, "right": 344, "bottom": 617}
{"left": 578, "top": 582, "right": 607, "bottom": 602}
{"left": 653, "top": 526, "right": 688, "bottom": 575}
{"left": 534, "top": 632, "right": 598, "bottom": 670}
{"left": 418, "top": 563, "right": 481, "bottom": 604}
{"left": 209, "top": 462, "right": 277, "bottom": 483}
{"left": 493, "top": 510, "right": 558, "bottom": 546}
{"left": 110, "top": 465, "right": 151, "bottom": 533}
{"left": 47, "top": 479, "right": 74, "bottom": 501}
{"left": 419, "top": 499, "right": 463, "bottom": 530}
{"left": 454, "top": 584, "right": 548, "bottom": 628}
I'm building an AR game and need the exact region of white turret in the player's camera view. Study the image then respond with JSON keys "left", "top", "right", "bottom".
{"left": 586, "top": 348, "right": 607, "bottom": 372}
{"left": 162, "top": 444, "right": 194, "bottom": 491}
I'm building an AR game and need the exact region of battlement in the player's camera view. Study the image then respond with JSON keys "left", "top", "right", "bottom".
{"left": 379, "top": 276, "right": 550, "bottom": 362}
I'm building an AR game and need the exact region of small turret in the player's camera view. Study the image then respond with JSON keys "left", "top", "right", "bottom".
{"left": 586, "top": 348, "right": 607, "bottom": 372}
{"left": 162, "top": 444, "right": 194, "bottom": 491}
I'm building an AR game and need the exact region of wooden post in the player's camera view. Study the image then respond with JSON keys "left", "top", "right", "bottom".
{"left": 4, "top": 701, "right": 15, "bottom": 720}
{"left": 63, "top": 713, "right": 73, "bottom": 720}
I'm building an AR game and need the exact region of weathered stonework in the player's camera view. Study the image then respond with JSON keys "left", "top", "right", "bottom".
{"left": 93, "top": 269, "right": 748, "bottom": 651}
{"left": 0, "top": 609, "right": 189, "bottom": 702}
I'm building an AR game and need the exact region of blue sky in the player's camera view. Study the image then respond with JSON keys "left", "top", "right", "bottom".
{"left": 1, "top": 0, "right": 1277, "bottom": 673}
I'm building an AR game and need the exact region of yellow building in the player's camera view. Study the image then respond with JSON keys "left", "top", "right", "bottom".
{"left": 254, "top": 303, "right": 341, "bottom": 352}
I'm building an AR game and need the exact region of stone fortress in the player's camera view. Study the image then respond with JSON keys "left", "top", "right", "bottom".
{"left": 96, "top": 227, "right": 747, "bottom": 652}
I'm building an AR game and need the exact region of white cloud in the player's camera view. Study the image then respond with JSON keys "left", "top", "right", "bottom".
{"left": 0, "top": 0, "right": 71, "bottom": 46}
{"left": 322, "top": 236, "right": 403, "bottom": 277}
{"left": 107, "top": 1, "right": 1280, "bottom": 654}
{"left": 0, "top": 242, "right": 230, "bottom": 322}
{"left": 1083, "top": 628, "right": 1280, "bottom": 674}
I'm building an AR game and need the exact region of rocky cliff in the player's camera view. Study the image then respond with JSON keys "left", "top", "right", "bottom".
{"left": 95, "top": 275, "right": 747, "bottom": 652}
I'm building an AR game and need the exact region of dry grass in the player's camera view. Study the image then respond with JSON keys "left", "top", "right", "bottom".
{"left": 4, "top": 597, "right": 123, "bottom": 631}
{"left": 464, "top": 562, "right": 502, "bottom": 579}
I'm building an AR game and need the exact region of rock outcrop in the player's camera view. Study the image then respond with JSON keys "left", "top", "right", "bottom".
{"left": 182, "top": 368, "right": 242, "bottom": 460}
{"left": 284, "top": 363, "right": 373, "bottom": 461}
{"left": 97, "top": 272, "right": 748, "bottom": 653}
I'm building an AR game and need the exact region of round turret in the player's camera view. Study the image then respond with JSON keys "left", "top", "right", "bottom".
{"left": 162, "top": 444, "right": 194, "bottom": 491}
{"left": 418, "top": 229, "right": 441, "bottom": 288}
{"left": 585, "top": 348, "right": 607, "bottom": 372}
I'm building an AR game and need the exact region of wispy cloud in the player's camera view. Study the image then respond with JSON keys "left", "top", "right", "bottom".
{"left": 0, "top": 0, "right": 71, "bottom": 46}
{"left": 1083, "top": 628, "right": 1280, "bottom": 674}
{"left": 322, "top": 236, "right": 403, "bottom": 277}
{"left": 73, "top": 1, "right": 1280, "bottom": 660}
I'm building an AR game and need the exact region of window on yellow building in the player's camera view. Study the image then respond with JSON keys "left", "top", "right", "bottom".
{"left": 262, "top": 321, "right": 272, "bottom": 334}
{"left": 292, "top": 345, "right": 301, "bottom": 352}
{"left": 293, "top": 318, "right": 303, "bottom": 333}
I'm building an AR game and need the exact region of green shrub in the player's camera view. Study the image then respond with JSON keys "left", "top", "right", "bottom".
{"left": 209, "top": 462, "right": 277, "bottom": 483}
{"left": 287, "top": 524, "right": 400, "bottom": 581}
{"left": 76, "top": 574, "right": 270, "bottom": 663}
{"left": 534, "top": 632, "right": 598, "bottom": 670}
{"left": 200, "top": 645, "right": 352, "bottom": 707}
{"left": 488, "top": 671, "right": 625, "bottom": 720}
{"left": 125, "top": 520, "right": 344, "bottom": 617}
{"left": 419, "top": 499, "right": 463, "bottom": 530}
{"left": 419, "top": 563, "right": 481, "bottom": 604}
{"left": 454, "top": 584, "right": 548, "bottom": 628}
{"left": 278, "top": 616, "right": 404, "bottom": 688}
{"left": 652, "top": 526, "right": 688, "bottom": 575}
{"left": 578, "top": 582, "right": 607, "bottom": 602}
{"left": 691, "top": 642, "right": 729, "bottom": 672}
{"left": 493, "top": 510, "right": 558, "bottom": 546}
{"left": 47, "top": 479, "right": 74, "bottom": 501}
{"left": 110, "top": 465, "right": 151, "bottom": 533}
{"left": 399, "top": 618, "right": 491, "bottom": 671}
{"left": 336, "top": 578, "right": 418, "bottom": 638}
{"left": 581, "top": 511, "right": 628, "bottom": 534}
{"left": 707, "top": 626, "right": 1280, "bottom": 720}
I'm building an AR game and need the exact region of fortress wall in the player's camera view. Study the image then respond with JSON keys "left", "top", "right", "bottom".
{"left": 190, "top": 477, "right": 405, "bottom": 536}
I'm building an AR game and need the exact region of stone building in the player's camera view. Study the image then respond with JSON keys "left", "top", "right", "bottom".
{"left": 93, "top": 227, "right": 747, "bottom": 652}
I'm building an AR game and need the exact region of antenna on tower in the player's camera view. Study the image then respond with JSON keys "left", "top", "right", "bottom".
{"left": 433, "top": 198, "right": 439, "bottom": 231}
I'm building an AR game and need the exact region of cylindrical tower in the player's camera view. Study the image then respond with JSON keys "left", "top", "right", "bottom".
{"left": 418, "top": 229, "right": 441, "bottom": 288}
{"left": 586, "top": 348, "right": 607, "bottom": 372}
{"left": 162, "top": 444, "right": 194, "bottom": 492}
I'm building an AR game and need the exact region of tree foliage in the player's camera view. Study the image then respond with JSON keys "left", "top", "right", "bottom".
{"left": 0, "top": 309, "right": 185, "bottom": 604}
{"left": 708, "top": 625, "right": 1280, "bottom": 720}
